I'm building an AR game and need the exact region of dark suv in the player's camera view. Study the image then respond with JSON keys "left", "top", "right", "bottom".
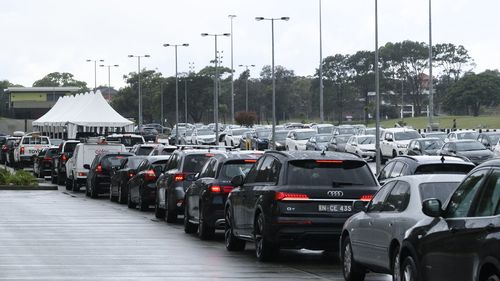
{"left": 85, "top": 152, "right": 133, "bottom": 198}
{"left": 184, "top": 151, "right": 263, "bottom": 240}
{"left": 51, "top": 140, "right": 80, "bottom": 185}
{"left": 378, "top": 155, "right": 475, "bottom": 185}
{"left": 155, "top": 149, "right": 225, "bottom": 222}
{"left": 224, "top": 150, "right": 379, "bottom": 261}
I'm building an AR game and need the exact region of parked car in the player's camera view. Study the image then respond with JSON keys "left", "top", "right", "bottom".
{"left": 340, "top": 174, "right": 465, "bottom": 281}
{"left": 380, "top": 128, "right": 421, "bottom": 162}
{"left": 405, "top": 138, "right": 444, "bottom": 156}
{"left": 85, "top": 152, "right": 134, "bottom": 198}
{"left": 168, "top": 127, "right": 188, "bottom": 145}
{"left": 129, "top": 143, "right": 158, "bottom": 156}
{"left": 477, "top": 131, "right": 500, "bottom": 151}
{"left": 223, "top": 127, "right": 247, "bottom": 147}
{"left": 273, "top": 130, "right": 289, "bottom": 151}
{"left": 33, "top": 146, "right": 59, "bottom": 178}
{"left": 1, "top": 136, "right": 18, "bottom": 165}
{"left": 444, "top": 130, "right": 478, "bottom": 143}
{"left": 127, "top": 156, "right": 170, "bottom": 210}
{"left": 285, "top": 129, "right": 316, "bottom": 151}
{"left": 3, "top": 137, "right": 21, "bottom": 167}
{"left": 345, "top": 135, "right": 376, "bottom": 161}
{"left": 0, "top": 135, "right": 8, "bottom": 164}
{"left": 149, "top": 144, "right": 177, "bottom": 156}
{"left": 184, "top": 151, "right": 262, "bottom": 239}
{"left": 179, "top": 128, "right": 194, "bottom": 145}
{"left": 14, "top": 133, "right": 51, "bottom": 167}
{"left": 311, "top": 124, "right": 334, "bottom": 134}
{"left": 50, "top": 140, "right": 80, "bottom": 185}
{"left": 305, "top": 134, "right": 331, "bottom": 151}
{"left": 155, "top": 149, "right": 225, "bottom": 222}
{"left": 109, "top": 156, "right": 147, "bottom": 203}
{"left": 377, "top": 155, "right": 475, "bottom": 185}
{"left": 252, "top": 129, "right": 271, "bottom": 150}
{"left": 326, "top": 134, "right": 351, "bottom": 152}
{"left": 333, "top": 125, "right": 357, "bottom": 136}
{"left": 192, "top": 128, "right": 217, "bottom": 145}
{"left": 399, "top": 159, "right": 500, "bottom": 281}
{"left": 438, "top": 139, "right": 494, "bottom": 165}
{"left": 356, "top": 127, "right": 377, "bottom": 136}
{"left": 49, "top": 138, "right": 64, "bottom": 147}
{"left": 105, "top": 133, "right": 145, "bottom": 151}
{"left": 224, "top": 151, "right": 379, "bottom": 261}
{"left": 421, "top": 131, "right": 447, "bottom": 141}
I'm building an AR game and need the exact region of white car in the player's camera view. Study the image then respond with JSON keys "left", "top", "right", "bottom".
{"left": 192, "top": 128, "right": 217, "bottom": 145}
{"left": 223, "top": 127, "right": 248, "bottom": 147}
{"left": 380, "top": 128, "right": 421, "bottom": 161}
{"left": 14, "top": 133, "right": 51, "bottom": 167}
{"left": 345, "top": 135, "right": 376, "bottom": 161}
{"left": 285, "top": 129, "right": 316, "bottom": 151}
{"left": 444, "top": 130, "right": 478, "bottom": 143}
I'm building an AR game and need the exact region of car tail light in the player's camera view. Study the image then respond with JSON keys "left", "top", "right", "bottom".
{"left": 95, "top": 164, "right": 103, "bottom": 174}
{"left": 244, "top": 159, "right": 257, "bottom": 163}
{"left": 316, "top": 160, "right": 343, "bottom": 164}
{"left": 210, "top": 185, "right": 233, "bottom": 193}
{"left": 174, "top": 173, "right": 186, "bottom": 182}
{"left": 275, "top": 192, "right": 309, "bottom": 201}
{"left": 145, "top": 169, "right": 156, "bottom": 181}
{"left": 78, "top": 172, "right": 87, "bottom": 177}
{"left": 43, "top": 156, "right": 51, "bottom": 162}
{"left": 128, "top": 172, "right": 135, "bottom": 178}
{"left": 61, "top": 154, "right": 67, "bottom": 162}
{"left": 20, "top": 147, "right": 25, "bottom": 155}
{"left": 360, "top": 194, "right": 374, "bottom": 202}
{"left": 206, "top": 153, "right": 215, "bottom": 157}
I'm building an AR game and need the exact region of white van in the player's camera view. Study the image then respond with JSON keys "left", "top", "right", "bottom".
{"left": 65, "top": 142, "right": 126, "bottom": 191}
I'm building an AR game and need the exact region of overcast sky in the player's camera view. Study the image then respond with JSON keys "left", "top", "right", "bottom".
{"left": 1, "top": 0, "right": 499, "bottom": 90}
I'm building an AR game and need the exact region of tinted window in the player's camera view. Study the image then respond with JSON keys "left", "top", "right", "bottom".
{"left": 446, "top": 169, "right": 489, "bottom": 218}
{"left": 151, "top": 159, "right": 169, "bottom": 171}
{"left": 136, "top": 146, "right": 154, "bottom": 156}
{"left": 338, "top": 127, "right": 356, "bottom": 135}
{"left": 219, "top": 161, "right": 255, "bottom": 180}
{"left": 473, "top": 170, "right": 500, "bottom": 217}
{"left": 287, "top": 160, "right": 376, "bottom": 186}
{"left": 182, "top": 154, "right": 212, "bottom": 173}
{"left": 415, "top": 164, "right": 474, "bottom": 175}
{"left": 379, "top": 162, "right": 395, "bottom": 181}
{"left": 389, "top": 161, "right": 405, "bottom": 178}
{"left": 419, "top": 182, "right": 461, "bottom": 203}
{"left": 317, "top": 126, "right": 333, "bottom": 134}
{"left": 367, "top": 182, "right": 396, "bottom": 212}
{"left": 46, "top": 148, "right": 59, "bottom": 157}
{"left": 125, "top": 158, "right": 146, "bottom": 168}
{"left": 255, "top": 157, "right": 281, "bottom": 184}
{"left": 101, "top": 155, "right": 129, "bottom": 170}
{"left": 456, "top": 132, "right": 479, "bottom": 140}
{"left": 64, "top": 142, "right": 78, "bottom": 153}
{"left": 383, "top": 181, "right": 411, "bottom": 212}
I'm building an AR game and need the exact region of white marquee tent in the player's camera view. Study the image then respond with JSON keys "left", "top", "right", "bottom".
{"left": 32, "top": 91, "right": 134, "bottom": 139}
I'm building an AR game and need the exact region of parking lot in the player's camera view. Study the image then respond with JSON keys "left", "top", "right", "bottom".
{"left": 0, "top": 184, "right": 390, "bottom": 281}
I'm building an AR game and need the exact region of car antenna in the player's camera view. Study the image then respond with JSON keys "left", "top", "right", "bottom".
{"left": 440, "top": 155, "right": 445, "bottom": 163}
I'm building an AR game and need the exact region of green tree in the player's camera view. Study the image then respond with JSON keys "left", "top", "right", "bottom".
{"left": 33, "top": 72, "right": 89, "bottom": 92}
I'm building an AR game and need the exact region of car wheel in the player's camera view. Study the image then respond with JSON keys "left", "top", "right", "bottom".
{"left": 183, "top": 200, "right": 197, "bottom": 234}
{"left": 154, "top": 192, "right": 165, "bottom": 219}
{"left": 198, "top": 202, "right": 215, "bottom": 240}
{"left": 72, "top": 177, "right": 79, "bottom": 192}
{"left": 342, "top": 236, "right": 366, "bottom": 281}
{"left": 485, "top": 273, "right": 500, "bottom": 281}
{"left": 392, "top": 247, "right": 401, "bottom": 281}
{"left": 255, "top": 212, "right": 279, "bottom": 262}
{"left": 118, "top": 184, "right": 127, "bottom": 204}
{"left": 224, "top": 207, "right": 245, "bottom": 251}
{"left": 138, "top": 192, "right": 148, "bottom": 211}
{"left": 90, "top": 183, "right": 98, "bottom": 199}
{"left": 165, "top": 191, "right": 177, "bottom": 223}
{"left": 127, "top": 191, "right": 136, "bottom": 209}
{"left": 401, "top": 255, "right": 418, "bottom": 281}
{"left": 58, "top": 172, "right": 65, "bottom": 186}
{"left": 392, "top": 150, "right": 397, "bottom": 158}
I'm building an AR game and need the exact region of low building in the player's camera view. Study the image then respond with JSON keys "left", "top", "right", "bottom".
{"left": 4, "top": 87, "right": 80, "bottom": 119}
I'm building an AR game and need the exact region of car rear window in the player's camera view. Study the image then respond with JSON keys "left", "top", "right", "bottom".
{"left": 46, "top": 149, "right": 59, "bottom": 157}
{"left": 419, "top": 182, "right": 461, "bottom": 203}
{"left": 182, "top": 154, "right": 212, "bottom": 173}
{"left": 414, "top": 164, "right": 474, "bottom": 175}
{"left": 64, "top": 142, "right": 78, "bottom": 153}
{"left": 127, "top": 158, "right": 145, "bottom": 169}
{"left": 101, "top": 155, "right": 129, "bottom": 170}
{"left": 22, "top": 137, "right": 49, "bottom": 145}
{"left": 106, "top": 136, "right": 144, "bottom": 146}
{"left": 219, "top": 160, "right": 255, "bottom": 180}
{"left": 136, "top": 146, "right": 154, "bottom": 155}
{"left": 287, "top": 160, "right": 377, "bottom": 187}
{"left": 152, "top": 159, "right": 169, "bottom": 171}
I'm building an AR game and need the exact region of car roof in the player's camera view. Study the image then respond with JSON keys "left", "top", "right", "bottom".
{"left": 390, "top": 155, "right": 474, "bottom": 164}
{"left": 447, "top": 139, "right": 480, "bottom": 143}
{"left": 266, "top": 150, "right": 362, "bottom": 161}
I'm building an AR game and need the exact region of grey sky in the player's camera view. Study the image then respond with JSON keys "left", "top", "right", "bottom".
{"left": 1, "top": 0, "right": 498, "bottom": 89}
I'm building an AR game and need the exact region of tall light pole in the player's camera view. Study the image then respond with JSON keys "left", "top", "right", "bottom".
{"left": 428, "top": 0, "right": 434, "bottom": 128}
{"left": 128, "top": 55, "right": 150, "bottom": 128}
{"left": 319, "top": 0, "right": 324, "bottom": 123}
{"left": 238, "top": 64, "right": 255, "bottom": 112}
{"left": 374, "top": 0, "right": 381, "bottom": 174}
{"left": 99, "top": 64, "right": 119, "bottom": 100}
{"left": 86, "top": 59, "right": 104, "bottom": 91}
{"left": 201, "top": 33, "right": 230, "bottom": 145}
{"left": 163, "top": 43, "right": 189, "bottom": 144}
{"left": 229, "top": 15, "right": 237, "bottom": 124}
{"left": 255, "top": 16, "right": 290, "bottom": 150}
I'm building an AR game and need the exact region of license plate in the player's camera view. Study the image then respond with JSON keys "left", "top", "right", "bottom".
{"left": 318, "top": 204, "right": 352, "bottom": 213}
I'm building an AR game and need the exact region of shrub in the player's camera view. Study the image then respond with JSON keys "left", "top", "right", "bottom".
{"left": 0, "top": 169, "right": 38, "bottom": 186}
{"left": 235, "top": 111, "right": 257, "bottom": 128}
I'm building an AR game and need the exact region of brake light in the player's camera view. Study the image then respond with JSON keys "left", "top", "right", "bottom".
{"left": 244, "top": 159, "right": 257, "bottom": 163}
{"left": 61, "top": 154, "right": 67, "bottom": 161}
{"left": 174, "top": 173, "right": 186, "bottom": 182}
{"left": 275, "top": 192, "right": 309, "bottom": 201}
{"left": 95, "top": 164, "right": 103, "bottom": 174}
{"left": 128, "top": 172, "right": 135, "bottom": 178}
{"left": 20, "top": 147, "right": 25, "bottom": 155}
{"left": 360, "top": 194, "right": 374, "bottom": 202}
{"left": 210, "top": 185, "right": 233, "bottom": 193}
{"left": 43, "top": 156, "right": 51, "bottom": 162}
{"left": 316, "top": 160, "right": 343, "bottom": 164}
{"left": 145, "top": 169, "right": 156, "bottom": 181}
{"left": 78, "top": 172, "right": 87, "bottom": 177}
{"left": 211, "top": 185, "right": 221, "bottom": 193}
{"left": 206, "top": 153, "right": 215, "bottom": 157}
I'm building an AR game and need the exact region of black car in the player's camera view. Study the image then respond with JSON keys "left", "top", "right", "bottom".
{"left": 224, "top": 151, "right": 379, "bottom": 261}
{"left": 155, "top": 149, "right": 225, "bottom": 222}
{"left": 377, "top": 155, "right": 475, "bottom": 185}
{"left": 477, "top": 132, "right": 500, "bottom": 151}
{"left": 406, "top": 138, "right": 444, "bottom": 156}
{"left": 51, "top": 140, "right": 79, "bottom": 185}
{"left": 340, "top": 174, "right": 465, "bottom": 281}
{"left": 127, "top": 156, "right": 170, "bottom": 211}
{"left": 85, "top": 152, "right": 134, "bottom": 198}
{"left": 184, "top": 151, "right": 262, "bottom": 240}
{"left": 33, "top": 147, "right": 59, "bottom": 178}
{"left": 252, "top": 129, "right": 271, "bottom": 150}
{"left": 399, "top": 159, "right": 500, "bottom": 281}
{"left": 109, "top": 156, "right": 147, "bottom": 203}
{"left": 137, "top": 126, "right": 159, "bottom": 142}
{"left": 439, "top": 139, "right": 494, "bottom": 165}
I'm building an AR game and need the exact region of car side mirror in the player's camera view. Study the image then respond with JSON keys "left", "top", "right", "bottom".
{"left": 83, "top": 164, "right": 90, "bottom": 170}
{"left": 231, "top": 175, "right": 244, "bottom": 187}
{"left": 353, "top": 201, "right": 367, "bottom": 212}
{"left": 422, "top": 198, "right": 443, "bottom": 217}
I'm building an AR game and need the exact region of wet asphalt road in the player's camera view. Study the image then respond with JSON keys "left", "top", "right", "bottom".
{"left": 0, "top": 184, "right": 389, "bottom": 281}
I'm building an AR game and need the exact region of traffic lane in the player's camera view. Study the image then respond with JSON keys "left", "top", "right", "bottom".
{"left": 0, "top": 188, "right": 390, "bottom": 281}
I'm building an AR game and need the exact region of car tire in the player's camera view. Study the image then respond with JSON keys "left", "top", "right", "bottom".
{"left": 65, "top": 177, "right": 71, "bottom": 190}
{"left": 485, "top": 273, "right": 500, "bottom": 281}
{"left": 165, "top": 191, "right": 177, "bottom": 223}
{"left": 183, "top": 200, "right": 197, "bottom": 234}
{"left": 392, "top": 247, "right": 401, "bottom": 281}
{"left": 58, "top": 172, "right": 65, "bottom": 186}
{"left": 90, "top": 183, "right": 98, "bottom": 199}
{"left": 154, "top": 192, "right": 165, "bottom": 219}
{"left": 72, "top": 177, "right": 79, "bottom": 192}
{"left": 198, "top": 203, "right": 215, "bottom": 240}
{"left": 224, "top": 207, "right": 245, "bottom": 251}
{"left": 138, "top": 193, "right": 148, "bottom": 211}
{"left": 118, "top": 185, "right": 127, "bottom": 204}
{"left": 401, "top": 255, "right": 418, "bottom": 281}
{"left": 127, "top": 191, "right": 136, "bottom": 209}
{"left": 255, "top": 212, "right": 279, "bottom": 262}
{"left": 342, "top": 236, "right": 366, "bottom": 281}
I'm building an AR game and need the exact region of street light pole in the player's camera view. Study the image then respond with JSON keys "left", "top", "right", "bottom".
{"left": 374, "top": 0, "right": 381, "bottom": 175}
{"left": 229, "top": 15, "right": 237, "bottom": 124}
{"left": 86, "top": 59, "right": 104, "bottom": 91}
{"left": 163, "top": 43, "right": 189, "bottom": 144}
{"left": 428, "top": 0, "right": 434, "bottom": 127}
{"left": 128, "top": 55, "right": 150, "bottom": 128}
{"left": 99, "top": 64, "right": 119, "bottom": 100}
{"left": 201, "top": 33, "right": 230, "bottom": 145}
{"left": 255, "top": 16, "right": 290, "bottom": 150}
{"left": 319, "top": 0, "right": 324, "bottom": 123}
{"left": 238, "top": 64, "right": 255, "bottom": 112}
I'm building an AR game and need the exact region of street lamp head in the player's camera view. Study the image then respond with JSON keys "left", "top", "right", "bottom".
{"left": 251, "top": 64, "right": 256, "bottom": 67}
{"left": 128, "top": 55, "right": 134, "bottom": 58}
{"left": 223, "top": 33, "right": 231, "bottom": 36}
{"left": 228, "top": 14, "right": 237, "bottom": 18}
{"left": 99, "top": 64, "right": 105, "bottom": 67}
{"left": 201, "top": 33, "right": 208, "bottom": 37}
{"left": 144, "top": 55, "right": 150, "bottom": 58}
{"left": 255, "top": 17, "right": 264, "bottom": 21}
{"left": 114, "top": 64, "right": 119, "bottom": 67}
{"left": 163, "top": 43, "right": 170, "bottom": 47}
{"left": 99, "top": 59, "right": 104, "bottom": 62}
{"left": 281, "top": 17, "right": 290, "bottom": 21}
{"left": 182, "top": 43, "right": 189, "bottom": 47}
{"left": 86, "top": 59, "right": 92, "bottom": 62}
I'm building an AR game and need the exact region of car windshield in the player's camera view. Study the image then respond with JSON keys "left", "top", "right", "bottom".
{"left": 317, "top": 126, "right": 333, "bottom": 134}
{"left": 364, "top": 128, "right": 376, "bottom": 135}
{"left": 358, "top": 136, "right": 375, "bottom": 144}
{"left": 457, "top": 132, "right": 479, "bottom": 140}
{"left": 338, "top": 127, "right": 356, "bottom": 135}
{"left": 287, "top": 160, "right": 376, "bottom": 186}
{"left": 426, "top": 133, "right": 447, "bottom": 140}
{"left": 315, "top": 135, "right": 331, "bottom": 142}
{"left": 256, "top": 131, "right": 271, "bottom": 138}
{"left": 135, "top": 146, "right": 154, "bottom": 156}
{"left": 182, "top": 154, "right": 213, "bottom": 173}
{"left": 219, "top": 161, "right": 255, "bottom": 180}
{"left": 394, "top": 131, "right": 420, "bottom": 140}
{"left": 336, "top": 136, "right": 350, "bottom": 143}
{"left": 414, "top": 164, "right": 474, "bottom": 175}
{"left": 274, "top": 131, "right": 288, "bottom": 141}
{"left": 232, "top": 129, "right": 247, "bottom": 136}
{"left": 296, "top": 131, "right": 316, "bottom": 140}
{"left": 456, "top": 141, "right": 486, "bottom": 151}
{"left": 422, "top": 139, "right": 444, "bottom": 150}
{"left": 419, "top": 182, "right": 461, "bottom": 203}
{"left": 197, "top": 130, "right": 213, "bottom": 136}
